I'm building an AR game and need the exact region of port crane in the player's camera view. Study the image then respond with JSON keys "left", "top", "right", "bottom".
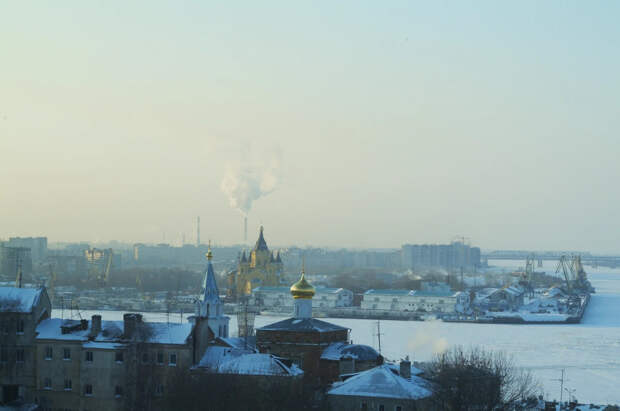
{"left": 519, "top": 254, "right": 536, "bottom": 297}
{"left": 555, "top": 256, "right": 573, "bottom": 294}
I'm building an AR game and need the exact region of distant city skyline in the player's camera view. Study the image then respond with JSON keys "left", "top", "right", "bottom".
{"left": 1, "top": 2, "right": 619, "bottom": 253}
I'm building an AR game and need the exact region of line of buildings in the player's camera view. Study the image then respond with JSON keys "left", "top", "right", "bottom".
{"left": 1, "top": 247, "right": 438, "bottom": 410}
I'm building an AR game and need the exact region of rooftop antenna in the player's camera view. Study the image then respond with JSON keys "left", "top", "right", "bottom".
{"left": 15, "top": 252, "right": 22, "bottom": 288}
{"left": 552, "top": 369, "right": 567, "bottom": 404}
{"left": 373, "top": 320, "right": 384, "bottom": 354}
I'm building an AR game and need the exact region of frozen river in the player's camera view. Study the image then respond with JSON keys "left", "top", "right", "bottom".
{"left": 56, "top": 260, "right": 620, "bottom": 405}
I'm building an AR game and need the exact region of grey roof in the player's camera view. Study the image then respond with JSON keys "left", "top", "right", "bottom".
{"left": 0, "top": 287, "right": 45, "bottom": 313}
{"left": 321, "top": 342, "right": 381, "bottom": 361}
{"left": 257, "top": 317, "right": 348, "bottom": 333}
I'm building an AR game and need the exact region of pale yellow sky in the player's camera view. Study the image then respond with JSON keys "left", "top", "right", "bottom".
{"left": 1, "top": 2, "right": 619, "bottom": 252}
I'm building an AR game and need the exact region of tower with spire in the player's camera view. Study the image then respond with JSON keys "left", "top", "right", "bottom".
{"left": 192, "top": 243, "right": 230, "bottom": 360}
{"left": 227, "top": 226, "right": 284, "bottom": 298}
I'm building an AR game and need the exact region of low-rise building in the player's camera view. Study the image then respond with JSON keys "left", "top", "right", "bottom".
{"left": 361, "top": 285, "right": 469, "bottom": 315}
{"left": 0, "top": 286, "right": 51, "bottom": 404}
{"left": 252, "top": 286, "right": 353, "bottom": 312}
{"left": 327, "top": 363, "right": 435, "bottom": 411}
{"left": 34, "top": 313, "right": 194, "bottom": 411}
{"left": 474, "top": 285, "right": 524, "bottom": 312}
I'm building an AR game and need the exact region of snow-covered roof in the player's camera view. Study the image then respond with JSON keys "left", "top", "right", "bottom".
{"left": 328, "top": 365, "right": 432, "bottom": 400}
{"left": 409, "top": 290, "right": 456, "bottom": 297}
{"left": 257, "top": 317, "right": 347, "bottom": 333}
{"left": 198, "top": 345, "right": 254, "bottom": 370}
{"left": 36, "top": 317, "right": 192, "bottom": 346}
{"left": 217, "top": 353, "right": 303, "bottom": 377}
{"left": 504, "top": 285, "right": 524, "bottom": 296}
{"left": 82, "top": 341, "right": 126, "bottom": 350}
{"left": 321, "top": 342, "right": 381, "bottom": 361}
{"left": 146, "top": 322, "right": 193, "bottom": 345}
{"left": 0, "top": 287, "right": 45, "bottom": 313}
{"left": 217, "top": 337, "right": 256, "bottom": 350}
{"left": 384, "top": 362, "right": 424, "bottom": 376}
{"left": 364, "top": 289, "right": 410, "bottom": 296}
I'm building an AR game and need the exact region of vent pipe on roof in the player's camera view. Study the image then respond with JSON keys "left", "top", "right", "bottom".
{"left": 90, "top": 315, "right": 102, "bottom": 338}
{"left": 400, "top": 356, "right": 411, "bottom": 380}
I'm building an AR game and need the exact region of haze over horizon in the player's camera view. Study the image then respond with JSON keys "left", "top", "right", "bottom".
{"left": 1, "top": 2, "right": 619, "bottom": 252}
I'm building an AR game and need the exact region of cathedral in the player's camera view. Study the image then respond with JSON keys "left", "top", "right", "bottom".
{"left": 227, "top": 226, "right": 284, "bottom": 298}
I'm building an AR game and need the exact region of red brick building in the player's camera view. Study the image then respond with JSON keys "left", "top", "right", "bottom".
{"left": 256, "top": 268, "right": 351, "bottom": 385}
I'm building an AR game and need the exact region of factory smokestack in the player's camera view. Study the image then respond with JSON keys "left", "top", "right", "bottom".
{"left": 197, "top": 216, "right": 201, "bottom": 247}
{"left": 244, "top": 216, "right": 248, "bottom": 244}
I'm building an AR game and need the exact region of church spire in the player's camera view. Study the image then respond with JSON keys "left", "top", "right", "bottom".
{"left": 253, "top": 225, "right": 269, "bottom": 252}
{"left": 201, "top": 241, "right": 220, "bottom": 308}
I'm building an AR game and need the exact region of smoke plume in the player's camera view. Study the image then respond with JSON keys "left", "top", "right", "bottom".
{"left": 220, "top": 148, "right": 281, "bottom": 215}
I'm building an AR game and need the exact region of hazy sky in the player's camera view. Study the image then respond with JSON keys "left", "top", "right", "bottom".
{"left": 1, "top": 1, "right": 619, "bottom": 252}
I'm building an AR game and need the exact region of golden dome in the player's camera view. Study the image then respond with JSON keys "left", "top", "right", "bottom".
{"left": 290, "top": 271, "right": 315, "bottom": 299}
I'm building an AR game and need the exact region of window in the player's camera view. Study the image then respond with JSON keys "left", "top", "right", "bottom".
{"left": 141, "top": 352, "right": 149, "bottom": 364}
{"left": 45, "top": 346, "right": 53, "bottom": 360}
{"left": 169, "top": 353, "right": 177, "bottom": 366}
{"left": 396, "top": 407, "right": 402, "bottom": 411}
{"left": 63, "top": 348, "right": 71, "bottom": 360}
{"left": 64, "top": 378, "right": 72, "bottom": 391}
{"left": 16, "top": 348, "right": 25, "bottom": 363}
{"left": 0, "top": 347, "right": 7, "bottom": 362}
{"left": 379, "top": 405, "right": 385, "bottom": 411}
{"left": 84, "top": 384, "right": 93, "bottom": 396}
{"left": 157, "top": 352, "right": 164, "bottom": 365}
{"left": 361, "top": 403, "right": 368, "bottom": 411}
{"left": 115, "top": 351, "right": 123, "bottom": 363}
{"left": 16, "top": 319, "right": 24, "bottom": 334}
{"left": 85, "top": 351, "right": 93, "bottom": 362}
{"left": 115, "top": 386, "right": 123, "bottom": 398}
{"left": 44, "top": 377, "right": 52, "bottom": 390}
{"left": 155, "top": 384, "right": 164, "bottom": 396}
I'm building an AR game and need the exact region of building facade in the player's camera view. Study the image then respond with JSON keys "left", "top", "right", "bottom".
{"left": 34, "top": 314, "right": 194, "bottom": 411}
{"left": 252, "top": 286, "right": 353, "bottom": 312}
{"left": 401, "top": 241, "right": 481, "bottom": 272}
{"left": 0, "top": 287, "right": 51, "bottom": 404}
{"left": 361, "top": 284, "right": 469, "bottom": 315}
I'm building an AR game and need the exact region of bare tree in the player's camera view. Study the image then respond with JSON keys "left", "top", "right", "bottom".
{"left": 425, "top": 346, "right": 540, "bottom": 410}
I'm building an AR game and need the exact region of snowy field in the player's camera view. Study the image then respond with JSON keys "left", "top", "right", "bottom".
{"left": 55, "top": 259, "right": 620, "bottom": 405}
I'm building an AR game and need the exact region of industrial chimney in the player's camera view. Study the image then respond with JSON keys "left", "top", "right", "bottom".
{"left": 197, "top": 216, "right": 201, "bottom": 247}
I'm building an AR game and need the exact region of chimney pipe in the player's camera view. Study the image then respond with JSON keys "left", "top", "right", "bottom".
{"left": 91, "top": 315, "right": 102, "bottom": 337}
{"left": 123, "top": 313, "right": 143, "bottom": 339}
{"left": 400, "top": 357, "right": 411, "bottom": 380}
{"left": 197, "top": 216, "right": 201, "bottom": 247}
